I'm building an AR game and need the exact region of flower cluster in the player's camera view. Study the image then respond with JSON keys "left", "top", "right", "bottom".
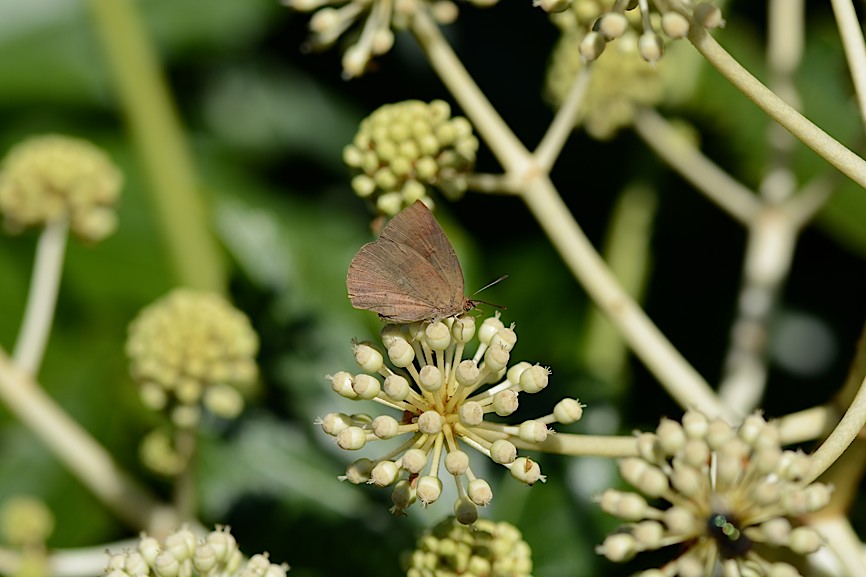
{"left": 343, "top": 100, "right": 478, "bottom": 216}
{"left": 597, "top": 411, "right": 831, "bottom": 577}
{"left": 0, "top": 134, "right": 122, "bottom": 242}
{"left": 550, "top": 0, "right": 723, "bottom": 63}
{"left": 282, "top": 0, "right": 497, "bottom": 78}
{"left": 0, "top": 496, "right": 54, "bottom": 548}
{"left": 105, "top": 526, "right": 288, "bottom": 577}
{"left": 126, "top": 289, "right": 259, "bottom": 428}
{"left": 319, "top": 312, "right": 584, "bottom": 524}
{"left": 403, "top": 515, "right": 533, "bottom": 577}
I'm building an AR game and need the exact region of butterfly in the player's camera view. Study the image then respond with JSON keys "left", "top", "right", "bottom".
{"left": 347, "top": 201, "right": 478, "bottom": 323}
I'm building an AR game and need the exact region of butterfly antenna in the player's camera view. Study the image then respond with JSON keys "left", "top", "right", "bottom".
{"left": 473, "top": 274, "right": 508, "bottom": 295}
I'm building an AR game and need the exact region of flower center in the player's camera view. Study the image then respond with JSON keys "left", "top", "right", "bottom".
{"left": 707, "top": 513, "right": 751, "bottom": 559}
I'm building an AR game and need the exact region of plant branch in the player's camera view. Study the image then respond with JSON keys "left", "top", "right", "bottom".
{"left": 534, "top": 66, "right": 592, "bottom": 173}
{"left": 831, "top": 0, "right": 866, "bottom": 132}
{"left": 12, "top": 220, "right": 68, "bottom": 376}
{"left": 633, "top": 108, "right": 760, "bottom": 224}
{"left": 807, "top": 372, "right": 866, "bottom": 484}
{"left": 0, "top": 349, "right": 177, "bottom": 533}
{"left": 688, "top": 26, "right": 866, "bottom": 191}
{"left": 511, "top": 433, "right": 638, "bottom": 458}
{"left": 87, "top": 0, "right": 226, "bottom": 292}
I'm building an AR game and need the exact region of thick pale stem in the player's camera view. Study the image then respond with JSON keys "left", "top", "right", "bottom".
{"left": 811, "top": 516, "right": 866, "bottom": 577}
{"left": 535, "top": 67, "right": 592, "bottom": 173}
{"left": 13, "top": 220, "right": 69, "bottom": 376}
{"left": 688, "top": 27, "right": 866, "bottom": 191}
{"left": 521, "top": 176, "right": 730, "bottom": 419}
{"left": 830, "top": 0, "right": 866, "bottom": 132}
{"left": 0, "top": 349, "right": 176, "bottom": 533}
{"left": 511, "top": 433, "right": 638, "bottom": 458}
{"left": 807, "top": 374, "right": 866, "bottom": 484}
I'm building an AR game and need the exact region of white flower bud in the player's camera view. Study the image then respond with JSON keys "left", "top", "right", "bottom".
{"left": 633, "top": 520, "right": 664, "bottom": 548}
{"left": 670, "top": 464, "right": 703, "bottom": 497}
{"left": 681, "top": 410, "right": 708, "bottom": 438}
{"left": 205, "top": 529, "right": 236, "bottom": 564}
{"left": 706, "top": 418, "right": 734, "bottom": 449}
{"left": 370, "top": 460, "right": 400, "bottom": 486}
{"left": 153, "top": 553, "right": 179, "bottom": 577}
{"left": 468, "top": 478, "right": 493, "bottom": 506}
{"left": 598, "top": 12, "right": 628, "bottom": 40}
{"left": 694, "top": 2, "right": 725, "bottom": 29}
{"left": 661, "top": 12, "right": 689, "bottom": 39}
{"left": 451, "top": 316, "right": 475, "bottom": 342}
{"left": 518, "top": 364, "right": 549, "bottom": 393}
{"left": 676, "top": 557, "right": 703, "bottom": 577}
{"left": 124, "top": 553, "right": 149, "bottom": 576}
{"left": 456, "top": 360, "right": 480, "bottom": 386}
{"left": 738, "top": 413, "right": 767, "bottom": 446}
{"left": 458, "top": 401, "right": 484, "bottom": 426}
{"left": 620, "top": 458, "right": 668, "bottom": 497}
{"left": 416, "top": 476, "right": 443, "bottom": 504}
{"left": 483, "top": 345, "right": 510, "bottom": 372}
{"left": 353, "top": 342, "right": 383, "bottom": 372}
{"left": 445, "top": 450, "right": 470, "bottom": 475}
{"left": 580, "top": 31, "right": 606, "bottom": 61}
{"left": 532, "top": 0, "right": 570, "bottom": 13}
{"left": 424, "top": 321, "right": 451, "bottom": 350}
{"left": 372, "top": 415, "right": 400, "bottom": 439}
{"left": 680, "top": 438, "right": 710, "bottom": 468}
{"left": 636, "top": 433, "right": 659, "bottom": 462}
{"left": 401, "top": 449, "right": 428, "bottom": 474}
{"left": 638, "top": 32, "right": 664, "bottom": 63}
{"left": 380, "top": 324, "right": 403, "bottom": 348}
{"left": 418, "top": 410, "right": 444, "bottom": 434}
{"left": 391, "top": 479, "right": 416, "bottom": 510}
{"left": 506, "top": 361, "right": 531, "bottom": 385}
{"left": 341, "top": 458, "right": 374, "bottom": 484}
{"left": 759, "top": 518, "right": 791, "bottom": 546}
{"left": 352, "top": 374, "right": 381, "bottom": 400}
{"left": 664, "top": 506, "right": 698, "bottom": 535}
{"left": 788, "top": 526, "right": 822, "bottom": 555}
{"left": 387, "top": 339, "right": 415, "bottom": 367}
{"left": 518, "top": 420, "right": 549, "bottom": 443}
{"left": 510, "top": 457, "right": 545, "bottom": 485}
{"left": 418, "top": 365, "right": 443, "bottom": 392}
{"left": 553, "top": 398, "right": 584, "bottom": 424}
{"left": 490, "top": 439, "right": 517, "bottom": 464}
{"left": 656, "top": 418, "right": 686, "bottom": 456}
{"left": 337, "top": 426, "right": 367, "bottom": 450}
{"left": 164, "top": 529, "right": 196, "bottom": 561}
{"left": 492, "top": 389, "right": 519, "bottom": 416}
{"left": 320, "top": 412, "right": 352, "bottom": 437}
{"left": 139, "top": 536, "right": 161, "bottom": 565}
{"left": 596, "top": 533, "right": 637, "bottom": 562}
{"left": 490, "top": 327, "right": 516, "bottom": 352}
{"left": 383, "top": 374, "right": 411, "bottom": 401}
{"left": 328, "top": 372, "right": 356, "bottom": 399}
{"left": 478, "top": 315, "right": 504, "bottom": 344}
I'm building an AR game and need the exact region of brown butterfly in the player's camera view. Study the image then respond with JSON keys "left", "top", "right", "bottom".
{"left": 347, "top": 201, "right": 478, "bottom": 323}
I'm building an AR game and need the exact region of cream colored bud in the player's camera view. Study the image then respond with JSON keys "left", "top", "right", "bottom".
{"left": 387, "top": 339, "right": 415, "bottom": 367}
{"left": 518, "top": 420, "right": 549, "bottom": 443}
{"left": 458, "top": 401, "right": 484, "bottom": 426}
{"left": 661, "top": 12, "right": 689, "bottom": 38}
{"left": 352, "top": 374, "right": 381, "bottom": 400}
{"left": 680, "top": 438, "right": 710, "bottom": 468}
{"left": 483, "top": 345, "right": 510, "bottom": 372}
{"left": 664, "top": 506, "right": 698, "bottom": 535}
{"left": 597, "top": 533, "right": 637, "bottom": 562}
{"left": 656, "top": 418, "right": 686, "bottom": 455}
{"left": 370, "top": 460, "right": 400, "bottom": 486}
{"left": 468, "top": 479, "right": 493, "bottom": 506}
{"left": 553, "top": 398, "right": 584, "bottom": 424}
{"left": 633, "top": 521, "right": 664, "bottom": 548}
{"left": 164, "top": 529, "right": 196, "bottom": 561}
{"left": 490, "top": 327, "right": 517, "bottom": 352}
{"left": 456, "top": 359, "right": 480, "bottom": 386}
{"left": 789, "top": 526, "right": 822, "bottom": 554}
{"left": 153, "top": 552, "right": 180, "bottom": 577}
{"left": 416, "top": 476, "right": 443, "bottom": 504}
{"left": 372, "top": 415, "right": 400, "bottom": 439}
{"left": 638, "top": 32, "right": 664, "bottom": 63}
{"left": 337, "top": 426, "right": 367, "bottom": 450}
{"left": 354, "top": 342, "right": 383, "bottom": 372}
{"left": 203, "top": 383, "right": 244, "bottom": 419}
{"left": 418, "top": 410, "right": 444, "bottom": 434}
{"left": 510, "top": 457, "right": 545, "bottom": 485}
{"left": 598, "top": 12, "right": 628, "bottom": 40}
{"left": 445, "top": 450, "right": 470, "bottom": 475}
{"left": 328, "top": 372, "right": 356, "bottom": 398}
{"left": 694, "top": 2, "right": 725, "bottom": 29}
{"left": 478, "top": 315, "right": 505, "bottom": 344}
{"left": 580, "top": 31, "right": 607, "bottom": 61}
{"left": 342, "top": 458, "right": 374, "bottom": 484}
{"left": 492, "top": 389, "right": 519, "bottom": 416}
{"left": 533, "top": 0, "right": 570, "bottom": 13}
{"left": 451, "top": 315, "right": 476, "bottom": 342}
{"left": 424, "top": 321, "right": 451, "bottom": 350}
{"left": 670, "top": 464, "right": 703, "bottom": 497}
{"left": 391, "top": 479, "right": 416, "bottom": 510}
{"left": 418, "top": 365, "right": 443, "bottom": 392}
{"left": 681, "top": 410, "right": 708, "bottom": 438}
{"left": 490, "top": 439, "right": 517, "bottom": 464}
{"left": 383, "top": 374, "right": 411, "bottom": 401}
{"left": 519, "top": 364, "right": 550, "bottom": 393}
{"left": 401, "top": 449, "right": 428, "bottom": 474}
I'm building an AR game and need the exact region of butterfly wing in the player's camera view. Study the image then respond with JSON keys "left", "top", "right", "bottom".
{"left": 378, "top": 201, "right": 466, "bottom": 311}
{"left": 347, "top": 236, "right": 455, "bottom": 323}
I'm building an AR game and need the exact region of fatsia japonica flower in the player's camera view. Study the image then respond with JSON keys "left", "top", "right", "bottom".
{"left": 319, "top": 312, "right": 584, "bottom": 524}
{"left": 597, "top": 411, "right": 831, "bottom": 577}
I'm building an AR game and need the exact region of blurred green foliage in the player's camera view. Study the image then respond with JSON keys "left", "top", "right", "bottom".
{"left": 0, "top": 1, "right": 865, "bottom": 576}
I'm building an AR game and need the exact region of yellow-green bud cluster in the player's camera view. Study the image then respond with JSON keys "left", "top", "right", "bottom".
{"left": 321, "top": 312, "right": 585, "bottom": 524}
{"left": 0, "top": 496, "right": 54, "bottom": 548}
{"left": 551, "top": 0, "right": 723, "bottom": 63}
{"left": 105, "top": 526, "right": 289, "bottom": 577}
{"left": 283, "top": 0, "right": 498, "bottom": 78}
{"left": 546, "top": 28, "right": 665, "bottom": 139}
{"left": 597, "top": 411, "right": 830, "bottom": 577}
{"left": 126, "top": 289, "right": 259, "bottom": 428}
{"left": 0, "top": 135, "right": 122, "bottom": 242}
{"left": 343, "top": 100, "right": 478, "bottom": 216}
{"left": 403, "top": 516, "right": 532, "bottom": 577}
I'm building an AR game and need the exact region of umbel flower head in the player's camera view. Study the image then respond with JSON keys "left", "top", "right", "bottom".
{"left": 319, "top": 312, "right": 584, "bottom": 524}
{"left": 597, "top": 411, "right": 831, "bottom": 577}
{"left": 0, "top": 496, "right": 54, "bottom": 548}
{"left": 550, "top": 0, "right": 724, "bottom": 63}
{"left": 105, "top": 526, "right": 289, "bottom": 577}
{"left": 282, "top": 0, "right": 498, "bottom": 78}
{"left": 0, "top": 134, "right": 122, "bottom": 242}
{"left": 403, "top": 515, "right": 533, "bottom": 577}
{"left": 344, "top": 100, "right": 478, "bottom": 217}
{"left": 126, "top": 289, "right": 259, "bottom": 429}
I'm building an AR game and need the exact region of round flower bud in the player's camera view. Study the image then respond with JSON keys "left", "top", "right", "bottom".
{"left": 506, "top": 361, "right": 531, "bottom": 385}
{"left": 598, "top": 490, "right": 648, "bottom": 521}
{"left": 767, "top": 563, "right": 800, "bottom": 577}
{"left": 510, "top": 457, "right": 545, "bottom": 485}
{"left": 451, "top": 316, "right": 476, "bottom": 342}
{"left": 636, "top": 433, "right": 659, "bottom": 462}
{"left": 445, "top": 450, "right": 470, "bottom": 475}
{"left": 418, "top": 410, "right": 444, "bottom": 434}
{"left": 454, "top": 496, "right": 479, "bottom": 525}
{"left": 619, "top": 458, "right": 668, "bottom": 497}
{"left": 418, "top": 365, "right": 443, "bottom": 392}
{"left": 492, "top": 389, "right": 519, "bottom": 416}
{"left": 153, "top": 552, "right": 180, "bottom": 577}
{"left": 669, "top": 464, "right": 703, "bottom": 497}
{"left": 372, "top": 415, "right": 400, "bottom": 439}
{"left": 638, "top": 32, "right": 664, "bottom": 63}
{"left": 342, "top": 458, "right": 374, "bottom": 484}
{"left": 518, "top": 420, "right": 549, "bottom": 443}
{"left": 387, "top": 338, "right": 415, "bottom": 367}
{"left": 456, "top": 360, "right": 481, "bottom": 386}
{"left": 458, "top": 401, "right": 484, "bottom": 426}
{"left": 681, "top": 410, "right": 708, "bottom": 438}
{"left": 694, "top": 2, "right": 725, "bottom": 29}
{"left": 424, "top": 321, "right": 451, "bottom": 350}
{"left": 633, "top": 521, "right": 664, "bottom": 548}
{"left": 337, "top": 426, "right": 367, "bottom": 450}
{"left": 680, "top": 438, "right": 710, "bottom": 468}
{"left": 490, "top": 439, "right": 517, "bottom": 464}
{"left": 164, "top": 529, "right": 196, "bottom": 561}
{"left": 788, "top": 526, "right": 822, "bottom": 555}
{"left": 468, "top": 479, "right": 493, "bottom": 506}
{"left": 663, "top": 506, "right": 698, "bottom": 535}
{"left": 353, "top": 342, "right": 383, "bottom": 372}
{"left": 553, "top": 398, "right": 584, "bottom": 424}
{"left": 656, "top": 418, "right": 686, "bottom": 456}
{"left": 661, "top": 11, "right": 689, "bottom": 39}
{"left": 370, "top": 460, "right": 400, "bottom": 486}
{"left": 706, "top": 418, "right": 734, "bottom": 449}
{"left": 759, "top": 518, "right": 791, "bottom": 546}
{"left": 519, "top": 365, "right": 549, "bottom": 393}
{"left": 484, "top": 345, "right": 510, "bottom": 372}
{"left": 478, "top": 315, "right": 505, "bottom": 344}
{"left": 139, "top": 536, "right": 161, "bottom": 565}
{"left": 580, "top": 31, "right": 606, "bottom": 61}
{"left": 416, "top": 476, "right": 443, "bottom": 504}
{"left": 0, "top": 496, "right": 54, "bottom": 546}
{"left": 205, "top": 528, "right": 237, "bottom": 564}
{"left": 597, "top": 533, "right": 637, "bottom": 562}
{"left": 0, "top": 135, "right": 122, "bottom": 241}
{"left": 598, "top": 12, "right": 628, "bottom": 40}
{"left": 490, "top": 327, "right": 517, "bottom": 352}
{"left": 383, "top": 374, "right": 411, "bottom": 401}
{"left": 401, "top": 449, "right": 428, "bottom": 474}
{"left": 203, "top": 383, "right": 245, "bottom": 419}
{"left": 391, "top": 479, "right": 416, "bottom": 510}
{"left": 352, "top": 373, "right": 381, "bottom": 400}
{"left": 328, "top": 371, "right": 356, "bottom": 398}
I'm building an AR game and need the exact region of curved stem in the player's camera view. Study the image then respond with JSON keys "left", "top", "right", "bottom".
{"left": 12, "top": 220, "right": 68, "bottom": 376}
{"left": 0, "top": 349, "right": 177, "bottom": 533}
{"left": 521, "top": 176, "right": 731, "bottom": 419}
{"left": 810, "top": 516, "right": 866, "bottom": 577}
{"left": 775, "top": 405, "right": 835, "bottom": 445}
{"left": 511, "top": 433, "right": 638, "bottom": 458}
{"left": 87, "top": 0, "right": 226, "bottom": 292}
{"left": 535, "top": 66, "right": 592, "bottom": 173}
{"left": 807, "top": 373, "right": 866, "bottom": 484}
{"left": 830, "top": 0, "right": 866, "bottom": 132}
{"left": 633, "top": 108, "right": 760, "bottom": 224}
{"left": 688, "top": 27, "right": 866, "bottom": 191}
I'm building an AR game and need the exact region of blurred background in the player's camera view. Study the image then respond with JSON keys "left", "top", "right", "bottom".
{"left": 0, "top": 1, "right": 865, "bottom": 576}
